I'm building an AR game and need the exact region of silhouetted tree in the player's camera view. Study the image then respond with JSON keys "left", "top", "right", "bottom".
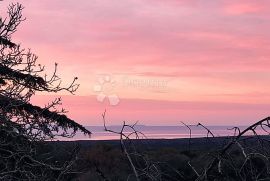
{"left": 0, "top": 3, "right": 91, "bottom": 180}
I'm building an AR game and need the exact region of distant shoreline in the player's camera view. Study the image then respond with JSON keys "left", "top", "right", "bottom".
{"left": 58, "top": 125, "right": 266, "bottom": 141}
{"left": 56, "top": 135, "right": 270, "bottom": 151}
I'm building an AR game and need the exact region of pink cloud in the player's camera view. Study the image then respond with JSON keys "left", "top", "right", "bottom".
{"left": 9, "top": 0, "right": 270, "bottom": 72}
{"left": 223, "top": 2, "right": 266, "bottom": 15}
{"left": 1, "top": 0, "right": 270, "bottom": 126}
{"left": 31, "top": 95, "right": 270, "bottom": 126}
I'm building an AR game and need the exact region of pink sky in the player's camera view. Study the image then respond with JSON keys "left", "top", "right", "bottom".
{"left": 1, "top": 0, "right": 270, "bottom": 126}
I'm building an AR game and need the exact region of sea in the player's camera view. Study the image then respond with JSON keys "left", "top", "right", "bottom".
{"left": 63, "top": 125, "right": 268, "bottom": 141}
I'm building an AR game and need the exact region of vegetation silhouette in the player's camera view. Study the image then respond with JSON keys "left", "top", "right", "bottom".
{"left": 0, "top": 3, "right": 90, "bottom": 180}
{"left": 76, "top": 113, "right": 270, "bottom": 181}
{"left": 1, "top": 2, "right": 270, "bottom": 181}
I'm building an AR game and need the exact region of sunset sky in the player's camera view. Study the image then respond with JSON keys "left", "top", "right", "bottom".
{"left": 1, "top": 0, "right": 270, "bottom": 126}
